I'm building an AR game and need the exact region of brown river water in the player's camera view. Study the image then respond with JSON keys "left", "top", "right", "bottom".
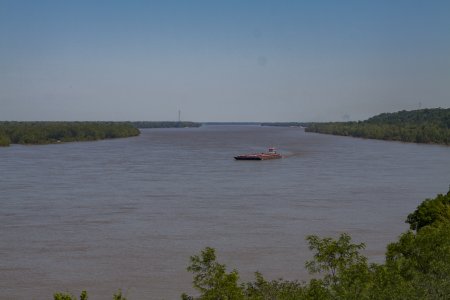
{"left": 1, "top": 125, "right": 449, "bottom": 299}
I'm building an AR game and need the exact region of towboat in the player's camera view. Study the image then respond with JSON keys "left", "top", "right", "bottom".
{"left": 234, "top": 148, "right": 282, "bottom": 160}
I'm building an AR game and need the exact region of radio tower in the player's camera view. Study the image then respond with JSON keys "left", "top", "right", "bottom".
{"left": 178, "top": 110, "right": 181, "bottom": 123}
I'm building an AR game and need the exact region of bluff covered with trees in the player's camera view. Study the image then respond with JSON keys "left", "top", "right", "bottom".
{"left": 0, "top": 122, "right": 140, "bottom": 147}
{"left": 305, "top": 108, "right": 450, "bottom": 145}
{"left": 54, "top": 189, "right": 450, "bottom": 299}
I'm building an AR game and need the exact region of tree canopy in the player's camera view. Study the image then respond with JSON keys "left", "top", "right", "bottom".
{"left": 0, "top": 121, "right": 140, "bottom": 147}
{"left": 305, "top": 108, "right": 450, "bottom": 145}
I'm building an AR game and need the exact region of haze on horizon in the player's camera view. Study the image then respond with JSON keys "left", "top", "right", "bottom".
{"left": 1, "top": 0, "right": 449, "bottom": 122}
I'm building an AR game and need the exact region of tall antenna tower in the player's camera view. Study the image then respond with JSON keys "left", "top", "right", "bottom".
{"left": 178, "top": 110, "right": 181, "bottom": 122}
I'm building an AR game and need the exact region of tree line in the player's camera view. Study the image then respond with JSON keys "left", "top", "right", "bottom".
{"left": 0, "top": 120, "right": 204, "bottom": 147}
{"left": 131, "top": 121, "right": 201, "bottom": 128}
{"left": 261, "top": 122, "right": 305, "bottom": 127}
{"left": 305, "top": 108, "right": 450, "bottom": 145}
{"left": 0, "top": 122, "right": 140, "bottom": 147}
{"left": 54, "top": 188, "right": 450, "bottom": 299}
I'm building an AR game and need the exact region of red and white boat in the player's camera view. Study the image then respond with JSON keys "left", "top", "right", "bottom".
{"left": 234, "top": 148, "right": 282, "bottom": 160}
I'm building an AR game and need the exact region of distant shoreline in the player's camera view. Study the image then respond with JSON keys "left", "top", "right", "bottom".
{"left": 2, "top": 109, "right": 449, "bottom": 147}
{"left": 0, "top": 121, "right": 207, "bottom": 147}
{"left": 0, "top": 121, "right": 140, "bottom": 147}
{"left": 305, "top": 108, "right": 450, "bottom": 146}
{"left": 131, "top": 121, "right": 201, "bottom": 128}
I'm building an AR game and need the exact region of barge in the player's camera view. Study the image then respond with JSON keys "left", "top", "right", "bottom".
{"left": 234, "top": 148, "right": 282, "bottom": 160}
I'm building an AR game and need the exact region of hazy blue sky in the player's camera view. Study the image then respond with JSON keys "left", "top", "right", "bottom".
{"left": 1, "top": 0, "right": 449, "bottom": 122}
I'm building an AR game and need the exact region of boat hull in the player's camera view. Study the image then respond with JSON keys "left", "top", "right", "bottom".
{"left": 234, "top": 156, "right": 263, "bottom": 160}
{"left": 234, "top": 154, "right": 282, "bottom": 160}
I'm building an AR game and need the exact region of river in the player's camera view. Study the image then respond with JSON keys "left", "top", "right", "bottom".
{"left": 1, "top": 125, "right": 449, "bottom": 299}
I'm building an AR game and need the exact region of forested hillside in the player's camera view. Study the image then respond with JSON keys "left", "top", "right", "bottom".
{"left": 305, "top": 108, "right": 450, "bottom": 145}
{"left": 0, "top": 122, "right": 140, "bottom": 147}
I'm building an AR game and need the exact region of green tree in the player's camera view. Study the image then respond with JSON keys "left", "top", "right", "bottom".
{"left": 385, "top": 223, "right": 450, "bottom": 298}
{"left": 182, "top": 247, "right": 245, "bottom": 300}
{"left": 406, "top": 192, "right": 450, "bottom": 231}
{"left": 53, "top": 290, "right": 87, "bottom": 300}
{"left": 0, "top": 132, "right": 10, "bottom": 146}
{"left": 305, "top": 233, "right": 371, "bottom": 299}
{"left": 113, "top": 289, "right": 127, "bottom": 300}
{"left": 244, "top": 272, "right": 306, "bottom": 300}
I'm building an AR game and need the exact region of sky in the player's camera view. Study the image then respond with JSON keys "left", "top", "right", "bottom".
{"left": 1, "top": 0, "right": 449, "bottom": 122}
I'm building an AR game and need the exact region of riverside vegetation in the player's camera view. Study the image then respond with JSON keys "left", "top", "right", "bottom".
{"left": 0, "top": 122, "right": 140, "bottom": 147}
{"left": 131, "top": 121, "right": 201, "bottom": 128}
{"left": 54, "top": 189, "right": 450, "bottom": 299}
{"left": 305, "top": 108, "right": 450, "bottom": 145}
{"left": 0, "top": 121, "right": 202, "bottom": 147}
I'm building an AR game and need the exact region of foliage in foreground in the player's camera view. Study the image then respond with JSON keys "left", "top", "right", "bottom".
{"left": 53, "top": 289, "right": 127, "bottom": 300}
{"left": 182, "top": 190, "right": 450, "bottom": 299}
{"left": 53, "top": 290, "right": 88, "bottom": 300}
{"left": 53, "top": 190, "right": 450, "bottom": 299}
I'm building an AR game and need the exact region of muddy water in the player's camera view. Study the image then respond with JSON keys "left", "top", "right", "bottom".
{"left": 1, "top": 126, "right": 449, "bottom": 299}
